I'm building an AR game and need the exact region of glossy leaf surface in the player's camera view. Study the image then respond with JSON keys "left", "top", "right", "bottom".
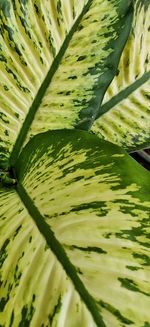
{"left": 0, "top": 0, "right": 132, "bottom": 168}
{"left": 92, "top": 0, "right": 150, "bottom": 152}
{"left": 0, "top": 188, "right": 97, "bottom": 327}
{"left": 6, "top": 130, "right": 149, "bottom": 327}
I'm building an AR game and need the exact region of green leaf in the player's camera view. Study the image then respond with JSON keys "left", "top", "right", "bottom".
{"left": 5, "top": 129, "right": 148, "bottom": 327}
{"left": 92, "top": 0, "right": 150, "bottom": 152}
{"left": 0, "top": 188, "right": 98, "bottom": 327}
{"left": 0, "top": 0, "right": 133, "bottom": 168}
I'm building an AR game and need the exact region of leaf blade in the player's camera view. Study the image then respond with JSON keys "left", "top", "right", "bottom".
{"left": 0, "top": 187, "right": 100, "bottom": 327}
{"left": 0, "top": 0, "right": 133, "bottom": 167}
{"left": 15, "top": 130, "right": 150, "bottom": 326}
{"left": 92, "top": 0, "right": 150, "bottom": 152}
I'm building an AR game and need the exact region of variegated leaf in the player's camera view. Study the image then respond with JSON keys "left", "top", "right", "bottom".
{"left": 92, "top": 0, "right": 150, "bottom": 152}
{"left": 14, "top": 130, "right": 150, "bottom": 327}
{"left": 0, "top": 0, "right": 132, "bottom": 168}
{"left": 0, "top": 188, "right": 100, "bottom": 327}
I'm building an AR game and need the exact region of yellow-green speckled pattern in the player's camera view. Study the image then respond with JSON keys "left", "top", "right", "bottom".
{"left": 16, "top": 130, "right": 150, "bottom": 327}
{"left": 0, "top": 0, "right": 132, "bottom": 167}
{"left": 0, "top": 188, "right": 97, "bottom": 327}
{"left": 92, "top": 0, "right": 150, "bottom": 152}
{"left": 26, "top": 0, "right": 130, "bottom": 140}
{"left": 0, "top": 0, "right": 88, "bottom": 166}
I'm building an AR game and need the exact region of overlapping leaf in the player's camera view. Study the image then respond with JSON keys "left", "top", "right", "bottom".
{"left": 0, "top": 2, "right": 149, "bottom": 326}
{"left": 13, "top": 130, "right": 150, "bottom": 327}
{"left": 0, "top": 0, "right": 132, "bottom": 168}
{"left": 92, "top": 0, "right": 150, "bottom": 152}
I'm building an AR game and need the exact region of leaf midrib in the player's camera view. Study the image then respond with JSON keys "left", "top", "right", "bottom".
{"left": 96, "top": 70, "right": 150, "bottom": 118}
{"left": 16, "top": 182, "right": 106, "bottom": 327}
{"left": 9, "top": 0, "right": 92, "bottom": 168}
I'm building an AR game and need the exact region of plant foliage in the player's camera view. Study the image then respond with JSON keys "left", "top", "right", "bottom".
{"left": 92, "top": 0, "right": 150, "bottom": 152}
{"left": 0, "top": 1, "right": 150, "bottom": 326}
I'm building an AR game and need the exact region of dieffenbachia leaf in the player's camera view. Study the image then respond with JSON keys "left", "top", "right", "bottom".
{"left": 0, "top": 189, "right": 98, "bottom": 326}
{"left": 92, "top": 0, "right": 150, "bottom": 152}
{"left": 2, "top": 129, "right": 147, "bottom": 327}
{"left": 0, "top": 0, "right": 133, "bottom": 169}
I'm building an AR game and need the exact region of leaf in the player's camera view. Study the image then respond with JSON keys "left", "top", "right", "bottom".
{"left": 92, "top": 0, "right": 150, "bottom": 152}
{"left": 7, "top": 129, "right": 149, "bottom": 327}
{"left": 0, "top": 188, "right": 98, "bottom": 327}
{"left": 0, "top": 0, "right": 133, "bottom": 168}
